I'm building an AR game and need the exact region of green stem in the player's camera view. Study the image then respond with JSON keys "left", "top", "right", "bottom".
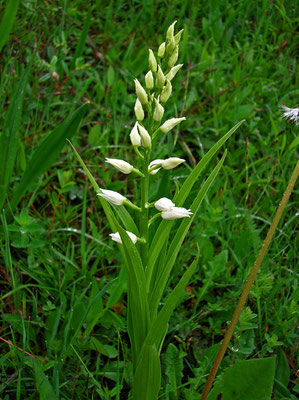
{"left": 200, "top": 160, "right": 299, "bottom": 400}
{"left": 140, "top": 152, "right": 150, "bottom": 265}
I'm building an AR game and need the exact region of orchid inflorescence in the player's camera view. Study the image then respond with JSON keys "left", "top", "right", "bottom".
{"left": 97, "top": 21, "right": 192, "bottom": 245}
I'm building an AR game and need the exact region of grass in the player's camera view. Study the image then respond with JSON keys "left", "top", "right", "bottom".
{"left": 0, "top": 0, "right": 298, "bottom": 399}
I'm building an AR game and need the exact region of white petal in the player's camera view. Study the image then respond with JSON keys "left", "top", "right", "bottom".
{"left": 161, "top": 207, "right": 192, "bottom": 220}
{"left": 154, "top": 197, "right": 175, "bottom": 211}
{"left": 97, "top": 189, "right": 126, "bottom": 206}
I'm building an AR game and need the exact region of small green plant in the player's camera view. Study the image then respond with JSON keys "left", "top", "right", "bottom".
{"left": 70, "top": 21, "right": 243, "bottom": 399}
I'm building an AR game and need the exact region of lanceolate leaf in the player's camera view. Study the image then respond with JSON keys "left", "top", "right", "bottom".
{"left": 8, "top": 105, "right": 88, "bottom": 212}
{"left": 133, "top": 344, "right": 161, "bottom": 400}
{"left": 144, "top": 256, "right": 198, "bottom": 352}
{"left": 147, "top": 121, "right": 244, "bottom": 283}
{"left": 148, "top": 151, "right": 227, "bottom": 314}
{"left": 117, "top": 225, "right": 150, "bottom": 367}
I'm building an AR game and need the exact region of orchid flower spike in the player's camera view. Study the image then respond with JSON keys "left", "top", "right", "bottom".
{"left": 97, "top": 189, "right": 126, "bottom": 206}
{"left": 161, "top": 207, "right": 192, "bottom": 220}
{"left": 105, "top": 158, "right": 134, "bottom": 174}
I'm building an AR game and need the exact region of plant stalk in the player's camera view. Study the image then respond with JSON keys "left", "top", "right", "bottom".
{"left": 200, "top": 160, "right": 299, "bottom": 400}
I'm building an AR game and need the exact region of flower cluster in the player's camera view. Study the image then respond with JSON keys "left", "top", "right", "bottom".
{"left": 97, "top": 21, "right": 189, "bottom": 245}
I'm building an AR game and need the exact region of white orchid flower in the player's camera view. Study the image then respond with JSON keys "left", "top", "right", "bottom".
{"left": 109, "top": 231, "right": 137, "bottom": 244}
{"left": 154, "top": 197, "right": 175, "bottom": 211}
{"left": 161, "top": 207, "right": 192, "bottom": 220}
{"left": 97, "top": 189, "right": 126, "bottom": 206}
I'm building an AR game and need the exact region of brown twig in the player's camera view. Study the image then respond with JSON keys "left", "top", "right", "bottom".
{"left": 200, "top": 160, "right": 299, "bottom": 400}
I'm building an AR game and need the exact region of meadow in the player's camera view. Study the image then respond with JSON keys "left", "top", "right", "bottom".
{"left": 0, "top": 0, "right": 298, "bottom": 399}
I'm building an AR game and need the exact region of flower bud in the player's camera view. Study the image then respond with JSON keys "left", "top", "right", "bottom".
{"left": 134, "top": 99, "right": 144, "bottom": 121}
{"left": 130, "top": 121, "right": 141, "bottom": 146}
{"left": 145, "top": 70, "right": 154, "bottom": 89}
{"left": 156, "top": 65, "right": 165, "bottom": 89}
{"left": 109, "top": 230, "right": 137, "bottom": 244}
{"left": 166, "top": 35, "right": 175, "bottom": 55}
{"left": 134, "top": 78, "right": 148, "bottom": 104}
{"left": 161, "top": 207, "right": 192, "bottom": 220}
{"left": 153, "top": 98, "right": 164, "bottom": 122}
{"left": 160, "top": 117, "right": 186, "bottom": 133}
{"left": 160, "top": 79, "right": 172, "bottom": 103}
{"left": 158, "top": 42, "right": 166, "bottom": 58}
{"left": 148, "top": 159, "right": 164, "bottom": 175}
{"left": 168, "top": 45, "right": 179, "bottom": 68}
{"left": 162, "top": 157, "right": 185, "bottom": 170}
{"left": 166, "top": 21, "right": 177, "bottom": 40}
{"left": 148, "top": 49, "right": 157, "bottom": 72}
{"left": 165, "top": 64, "right": 183, "bottom": 81}
{"left": 154, "top": 197, "right": 175, "bottom": 211}
{"left": 105, "top": 158, "right": 134, "bottom": 174}
{"left": 97, "top": 189, "right": 126, "bottom": 206}
{"left": 174, "top": 29, "right": 184, "bottom": 45}
{"left": 138, "top": 123, "right": 151, "bottom": 148}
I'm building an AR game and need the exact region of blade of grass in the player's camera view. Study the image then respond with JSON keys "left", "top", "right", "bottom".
{"left": 0, "top": 0, "right": 20, "bottom": 52}
{"left": 8, "top": 104, "right": 88, "bottom": 212}
{"left": 0, "top": 59, "right": 32, "bottom": 210}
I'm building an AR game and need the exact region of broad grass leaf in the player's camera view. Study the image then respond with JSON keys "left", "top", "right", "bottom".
{"left": 133, "top": 344, "right": 161, "bottom": 400}
{"left": 0, "top": 0, "right": 20, "bottom": 52}
{"left": 9, "top": 104, "right": 88, "bottom": 212}
{"left": 32, "top": 359, "right": 58, "bottom": 400}
{"left": 207, "top": 357, "right": 276, "bottom": 400}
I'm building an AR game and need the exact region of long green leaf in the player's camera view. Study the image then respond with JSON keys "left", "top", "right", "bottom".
{"left": 8, "top": 104, "right": 88, "bottom": 212}
{"left": 117, "top": 225, "right": 150, "bottom": 367}
{"left": 0, "top": 60, "right": 32, "bottom": 210}
{"left": 148, "top": 152, "right": 227, "bottom": 314}
{"left": 71, "top": 8, "right": 92, "bottom": 69}
{"left": 147, "top": 121, "right": 244, "bottom": 273}
{"left": 0, "top": 0, "right": 20, "bottom": 53}
{"left": 144, "top": 256, "right": 198, "bottom": 351}
{"left": 69, "top": 141, "right": 139, "bottom": 235}
{"left": 133, "top": 344, "right": 161, "bottom": 400}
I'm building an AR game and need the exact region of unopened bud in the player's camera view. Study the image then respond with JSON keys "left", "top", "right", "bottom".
{"left": 156, "top": 65, "right": 165, "bottom": 89}
{"left": 138, "top": 123, "right": 151, "bottom": 148}
{"left": 130, "top": 121, "right": 141, "bottom": 146}
{"left": 153, "top": 98, "right": 164, "bottom": 122}
{"left": 166, "top": 21, "right": 177, "bottom": 40}
{"left": 105, "top": 158, "right": 134, "bottom": 174}
{"left": 162, "top": 157, "right": 185, "bottom": 169}
{"left": 168, "top": 45, "right": 179, "bottom": 68}
{"left": 174, "top": 29, "right": 184, "bottom": 45}
{"left": 160, "top": 79, "right": 172, "bottom": 103}
{"left": 148, "top": 49, "right": 157, "bottom": 72}
{"left": 158, "top": 42, "right": 166, "bottom": 58}
{"left": 165, "top": 64, "right": 183, "bottom": 81}
{"left": 166, "top": 35, "right": 175, "bottom": 54}
{"left": 145, "top": 70, "right": 154, "bottom": 89}
{"left": 134, "top": 98, "right": 144, "bottom": 121}
{"left": 160, "top": 117, "right": 186, "bottom": 133}
{"left": 134, "top": 78, "right": 148, "bottom": 104}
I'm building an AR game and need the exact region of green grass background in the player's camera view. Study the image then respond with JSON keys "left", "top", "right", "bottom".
{"left": 0, "top": 0, "right": 298, "bottom": 399}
